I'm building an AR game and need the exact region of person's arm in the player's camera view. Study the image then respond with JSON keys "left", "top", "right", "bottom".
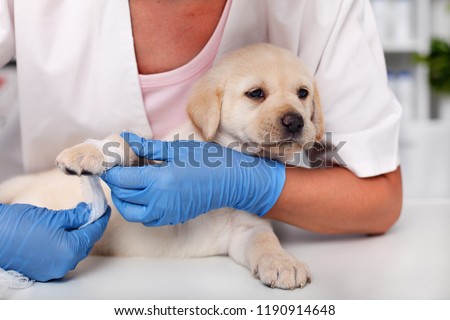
{"left": 103, "top": 133, "right": 402, "bottom": 236}
{"left": 267, "top": 166, "right": 402, "bottom": 235}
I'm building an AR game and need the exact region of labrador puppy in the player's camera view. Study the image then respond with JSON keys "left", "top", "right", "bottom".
{"left": 0, "top": 43, "right": 323, "bottom": 289}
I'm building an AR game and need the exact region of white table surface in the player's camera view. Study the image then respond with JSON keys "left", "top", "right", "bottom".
{"left": 6, "top": 200, "right": 450, "bottom": 300}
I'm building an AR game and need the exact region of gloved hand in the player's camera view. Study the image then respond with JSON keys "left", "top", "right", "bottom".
{"left": 0, "top": 203, "right": 110, "bottom": 282}
{"left": 101, "top": 132, "right": 286, "bottom": 227}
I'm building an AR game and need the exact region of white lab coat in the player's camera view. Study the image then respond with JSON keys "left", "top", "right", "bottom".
{"left": 0, "top": 0, "right": 401, "bottom": 180}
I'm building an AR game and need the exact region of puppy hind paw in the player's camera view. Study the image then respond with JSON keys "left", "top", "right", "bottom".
{"left": 56, "top": 143, "right": 106, "bottom": 176}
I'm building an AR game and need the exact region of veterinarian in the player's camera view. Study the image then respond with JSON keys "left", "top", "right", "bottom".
{"left": 0, "top": 0, "right": 402, "bottom": 281}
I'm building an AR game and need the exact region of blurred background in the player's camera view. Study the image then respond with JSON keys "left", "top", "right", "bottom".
{"left": 370, "top": 0, "right": 450, "bottom": 200}
{"left": 1, "top": 0, "right": 450, "bottom": 201}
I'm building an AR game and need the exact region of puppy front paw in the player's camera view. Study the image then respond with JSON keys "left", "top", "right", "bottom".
{"left": 252, "top": 253, "right": 311, "bottom": 290}
{"left": 56, "top": 142, "right": 105, "bottom": 176}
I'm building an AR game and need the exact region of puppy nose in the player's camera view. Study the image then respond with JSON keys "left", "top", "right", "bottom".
{"left": 282, "top": 113, "right": 304, "bottom": 134}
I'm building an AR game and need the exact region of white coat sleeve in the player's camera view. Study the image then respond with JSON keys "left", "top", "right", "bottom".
{"left": 0, "top": 0, "right": 15, "bottom": 67}
{"left": 312, "top": 0, "right": 401, "bottom": 178}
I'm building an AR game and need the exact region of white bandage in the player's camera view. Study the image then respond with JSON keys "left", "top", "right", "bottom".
{"left": 80, "top": 175, "right": 108, "bottom": 227}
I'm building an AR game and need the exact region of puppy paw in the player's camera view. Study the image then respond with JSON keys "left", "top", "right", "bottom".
{"left": 252, "top": 253, "right": 311, "bottom": 290}
{"left": 56, "top": 143, "right": 105, "bottom": 176}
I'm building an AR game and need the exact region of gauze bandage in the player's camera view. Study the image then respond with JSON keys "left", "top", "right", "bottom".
{"left": 80, "top": 175, "right": 108, "bottom": 227}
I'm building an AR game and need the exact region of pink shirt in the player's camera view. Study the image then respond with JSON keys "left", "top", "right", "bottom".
{"left": 139, "top": 0, "right": 232, "bottom": 139}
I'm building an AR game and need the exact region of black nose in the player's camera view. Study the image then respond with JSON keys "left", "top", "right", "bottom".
{"left": 281, "top": 113, "right": 304, "bottom": 134}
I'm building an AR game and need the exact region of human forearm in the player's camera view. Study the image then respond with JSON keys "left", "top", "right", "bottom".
{"left": 106, "top": 134, "right": 402, "bottom": 234}
{"left": 266, "top": 166, "right": 403, "bottom": 235}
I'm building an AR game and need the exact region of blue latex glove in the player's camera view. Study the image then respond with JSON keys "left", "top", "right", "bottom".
{"left": 0, "top": 203, "right": 110, "bottom": 282}
{"left": 101, "top": 132, "right": 286, "bottom": 226}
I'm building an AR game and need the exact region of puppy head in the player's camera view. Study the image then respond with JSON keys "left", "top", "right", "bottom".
{"left": 187, "top": 43, "right": 324, "bottom": 160}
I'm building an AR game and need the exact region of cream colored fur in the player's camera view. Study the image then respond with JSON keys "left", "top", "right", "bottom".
{"left": 0, "top": 44, "right": 323, "bottom": 289}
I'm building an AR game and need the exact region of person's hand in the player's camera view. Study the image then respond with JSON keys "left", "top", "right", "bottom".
{"left": 101, "top": 132, "right": 286, "bottom": 226}
{"left": 0, "top": 203, "right": 110, "bottom": 282}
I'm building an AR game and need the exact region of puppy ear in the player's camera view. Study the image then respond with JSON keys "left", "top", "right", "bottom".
{"left": 187, "top": 73, "right": 224, "bottom": 141}
{"left": 311, "top": 81, "right": 324, "bottom": 142}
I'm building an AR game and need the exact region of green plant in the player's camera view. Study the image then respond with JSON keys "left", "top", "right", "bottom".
{"left": 415, "top": 38, "right": 450, "bottom": 94}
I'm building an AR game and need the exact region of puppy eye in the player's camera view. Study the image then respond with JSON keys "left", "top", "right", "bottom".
{"left": 298, "top": 88, "right": 309, "bottom": 99}
{"left": 246, "top": 88, "right": 265, "bottom": 100}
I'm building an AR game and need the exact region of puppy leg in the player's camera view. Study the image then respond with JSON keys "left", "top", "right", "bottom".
{"left": 228, "top": 213, "right": 310, "bottom": 290}
{"left": 55, "top": 135, "right": 139, "bottom": 175}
